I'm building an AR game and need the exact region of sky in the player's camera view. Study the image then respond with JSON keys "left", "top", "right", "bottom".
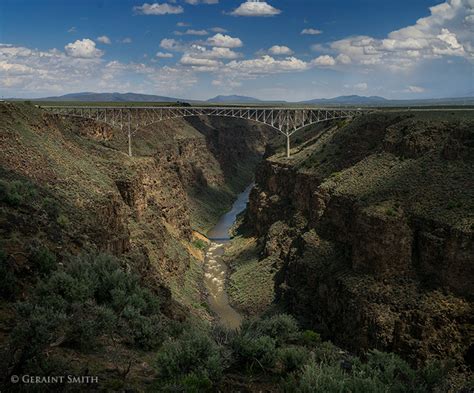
{"left": 0, "top": 0, "right": 473, "bottom": 100}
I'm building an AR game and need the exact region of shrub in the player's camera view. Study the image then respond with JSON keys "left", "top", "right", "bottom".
{"left": 0, "top": 179, "right": 37, "bottom": 207}
{"left": 285, "top": 358, "right": 389, "bottom": 393}
{"left": 11, "top": 302, "right": 68, "bottom": 362}
{"left": 300, "top": 330, "right": 321, "bottom": 346}
{"left": 66, "top": 302, "right": 116, "bottom": 349}
{"left": 240, "top": 314, "right": 300, "bottom": 346}
{"left": 56, "top": 214, "right": 70, "bottom": 227}
{"left": 418, "top": 360, "right": 449, "bottom": 391}
{"left": 0, "top": 250, "right": 17, "bottom": 299}
{"left": 193, "top": 239, "right": 207, "bottom": 250}
{"left": 312, "top": 341, "right": 341, "bottom": 365}
{"left": 257, "top": 314, "right": 299, "bottom": 344}
{"left": 42, "top": 197, "right": 60, "bottom": 219}
{"left": 155, "top": 328, "right": 224, "bottom": 384}
{"left": 277, "top": 345, "right": 309, "bottom": 373}
{"left": 361, "top": 350, "right": 418, "bottom": 392}
{"left": 233, "top": 334, "right": 277, "bottom": 369}
{"left": 29, "top": 244, "right": 57, "bottom": 275}
{"left": 8, "top": 251, "right": 165, "bottom": 373}
{"left": 180, "top": 372, "right": 213, "bottom": 392}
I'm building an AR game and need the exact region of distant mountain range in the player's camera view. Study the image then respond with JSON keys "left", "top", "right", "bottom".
{"left": 35, "top": 92, "right": 185, "bottom": 103}
{"left": 206, "top": 95, "right": 285, "bottom": 104}
{"left": 207, "top": 95, "right": 262, "bottom": 103}
{"left": 300, "top": 95, "right": 388, "bottom": 105}
{"left": 23, "top": 92, "right": 474, "bottom": 106}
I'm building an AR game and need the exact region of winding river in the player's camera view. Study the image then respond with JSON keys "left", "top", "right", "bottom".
{"left": 204, "top": 184, "right": 254, "bottom": 330}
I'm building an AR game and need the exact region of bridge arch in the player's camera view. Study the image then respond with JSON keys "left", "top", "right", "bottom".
{"left": 42, "top": 106, "right": 367, "bottom": 157}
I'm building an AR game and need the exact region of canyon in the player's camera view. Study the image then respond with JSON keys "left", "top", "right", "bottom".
{"left": 0, "top": 102, "right": 472, "bottom": 391}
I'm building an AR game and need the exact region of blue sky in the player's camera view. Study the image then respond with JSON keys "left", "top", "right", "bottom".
{"left": 0, "top": 0, "right": 473, "bottom": 100}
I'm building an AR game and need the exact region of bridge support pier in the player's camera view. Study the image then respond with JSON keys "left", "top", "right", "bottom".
{"left": 128, "top": 126, "right": 132, "bottom": 157}
{"left": 286, "top": 134, "right": 291, "bottom": 158}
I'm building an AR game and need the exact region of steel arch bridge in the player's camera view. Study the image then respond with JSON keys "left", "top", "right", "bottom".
{"left": 42, "top": 106, "right": 368, "bottom": 157}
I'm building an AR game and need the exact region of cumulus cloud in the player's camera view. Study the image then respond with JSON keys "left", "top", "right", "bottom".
{"left": 230, "top": 1, "right": 281, "bottom": 17}
{"left": 160, "top": 38, "right": 183, "bottom": 51}
{"left": 97, "top": 35, "right": 111, "bottom": 44}
{"left": 312, "top": 55, "right": 336, "bottom": 67}
{"left": 179, "top": 44, "right": 240, "bottom": 70}
{"left": 268, "top": 45, "right": 294, "bottom": 55}
{"left": 0, "top": 43, "right": 198, "bottom": 96}
{"left": 224, "top": 55, "right": 308, "bottom": 76}
{"left": 301, "top": 28, "right": 322, "bottom": 35}
{"left": 180, "top": 54, "right": 221, "bottom": 68}
{"left": 329, "top": 0, "right": 474, "bottom": 70}
{"left": 206, "top": 33, "right": 243, "bottom": 48}
{"left": 121, "top": 38, "right": 133, "bottom": 44}
{"left": 133, "top": 2, "right": 183, "bottom": 15}
{"left": 65, "top": 39, "right": 103, "bottom": 58}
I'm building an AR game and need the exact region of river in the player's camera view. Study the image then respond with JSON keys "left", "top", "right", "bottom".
{"left": 204, "top": 183, "right": 253, "bottom": 330}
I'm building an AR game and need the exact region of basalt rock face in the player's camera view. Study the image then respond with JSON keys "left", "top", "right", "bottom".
{"left": 184, "top": 116, "right": 273, "bottom": 185}
{"left": 247, "top": 111, "right": 474, "bottom": 366}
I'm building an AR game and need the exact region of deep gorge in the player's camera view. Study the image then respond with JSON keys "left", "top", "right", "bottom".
{"left": 0, "top": 103, "right": 472, "bottom": 392}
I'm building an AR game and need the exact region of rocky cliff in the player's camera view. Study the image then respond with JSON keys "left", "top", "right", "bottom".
{"left": 246, "top": 111, "right": 474, "bottom": 367}
{"left": 0, "top": 102, "right": 269, "bottom": 309}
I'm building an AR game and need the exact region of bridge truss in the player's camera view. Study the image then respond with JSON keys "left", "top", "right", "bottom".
{"left": 42, "top": 106, "right": 367, "bottom": 157}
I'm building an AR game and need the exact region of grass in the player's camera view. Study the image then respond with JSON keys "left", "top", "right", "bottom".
{"left": 223, "top": 236, "right": 279, "bottom": 316}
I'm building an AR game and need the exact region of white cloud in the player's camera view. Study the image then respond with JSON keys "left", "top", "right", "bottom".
{"left": 133, "top": 2, "right": 183, "bottom": 15}
{"left": 224, "top": 55, "right": 308, "bottom": 76}
{"left": 206, "top": 33, "right": 243, "bottom": 48}
{"left": 230, "top": 1, "right": 281, "bottom": 17}
{"left": 185, "top": 0, "right": 218, "bottom": 4}
{"left": 180, "top": 54, "right": 222, "bottom": 70}
{"left": 121, "top": 38, "right": 133, "bottom": 44}
{"left": 189, "top": 45, "right": 241, "bottom": 59}
{"left": 344, "top": 82, "right": 368, "bottom": 91}
{"left": 336, "top": 53, "right": 351, "bottom": 64}
{"left": 312, "top": 55, "right": 336, "bottom": 67}
{"left": 174, "top": 29, "right": 209, "bottom": 36}
{"left": 68, "top": 27, "right": 77, "bottom": 33}
{"left": 65, "top": 39, "right": 103, "bottom": 58}
{"left": 210, "top": 27, "right": 228, "bottom": 33}
{"left": 405, "top": 85, "right": 426, "bottom": 93}
{"left": 177, "top": 22, "right": 190, "bottom": 27}
{"left": 329, "top": 0, "right": 474, "bottom": 70}
{"left": 156, "top": 51, "right": 173, "bottom": 58}
{"left": 301, "top": 28, "right": 322, "bottom": 35}
{"left": 160, "top": 38, "right": 182, "bottom": 50}
{"left": 97, "top": 35, "right": 111, "bottom": 45}
{"left": 0, "top": 42, "right": 199, "bottom": 96}
{"left": 268, "top": 45, "right": 294, "bottom": 55}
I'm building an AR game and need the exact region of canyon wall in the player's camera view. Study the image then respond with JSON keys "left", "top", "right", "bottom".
{"left": 246, "top": 111, "right": 473, "bottom": 366}
{"left": 0, "top": 103, "right": 270, "bottom": 308}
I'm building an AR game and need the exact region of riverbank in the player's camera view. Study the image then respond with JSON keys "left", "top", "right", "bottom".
{"left": 202, "top": 184, "right": 254, "bottom": 328}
